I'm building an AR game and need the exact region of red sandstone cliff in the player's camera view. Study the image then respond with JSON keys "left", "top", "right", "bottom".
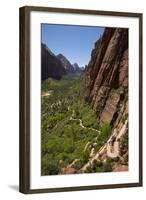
{"left": 84, "top": 28, "right": 128, "bottom": 128}
{"left": 82, "top": 28, "right": 128, "bottom": 171}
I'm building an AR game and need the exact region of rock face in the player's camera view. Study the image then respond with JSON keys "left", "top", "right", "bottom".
{"left": 41, "top": 44, "right": 82, "bottom": 80}
{"left": 57, "top": 54, "right": 82, "bottom": 74}
{"left": 84, "top": 28, "right": 128, "bottom": 127}
{"left": 72, "top": 63, "right": 82, "bottom": 74}
{"left": 57, "top": 54, "right": 75, "bottom": 74}
{"left": 81, "top": 27, "right": 128, "bottom": 171}
{"left": 41, "top": 43, "right": 66, "bottom": 80}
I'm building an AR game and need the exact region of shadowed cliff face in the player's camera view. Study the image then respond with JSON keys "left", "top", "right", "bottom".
{"left": 72, "top": 63, "right": 82, "bottom": 74}
{"left": 84, "top": 28, "right": 128, "bottom": 127}
{"left": 41, "top": 42, "right": 83, "bottom": 81}
{"left": 41, "top": 43, "right": 66, "bottom": 80}
{"left": 57, "top": 54, "right": 75, "bottom": 74}
{"left": 57, "top": 54, "right": 82, "bottom": 74}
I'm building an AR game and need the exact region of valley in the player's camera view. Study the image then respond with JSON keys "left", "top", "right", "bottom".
{"left": 41, "top": 74, "right": 128, "bottom": 175}
{"left": 41, "top": 27, "right": 129, "bottom": 176}
{"left": 41, "top": 75, "right": 99, "bottom": 175}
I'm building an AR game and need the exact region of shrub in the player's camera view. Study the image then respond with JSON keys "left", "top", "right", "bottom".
{"left": 42, "top": 160, "right": 60, "bottom": 175}
{"left": 100, "top": 123, "right": 112, "bottom": 138}
{"left": 60, "top": 152, "right": 70, "bottom": 161}
{"left": 103, "top": 158, "right": 113, "bottom": 172}
{"left": 74, "top": 160, "right": 84, "bottom": 170}
{"left": 96, "top": 123, "right": 112, "bottom": 150}
{"left": 96, "top": 167, "right": 104, "bottom": 172}
{"left": 64, "top": 143, "right": 75, "bottom": 153}
{"left": 85, "top": 166, "right": 93, "bottom": 173}
{"left": 92, "top": 160, "right": 103, "bottom": 170}
{"left": 81, "top": 150, "right": 90, "bottom": 164}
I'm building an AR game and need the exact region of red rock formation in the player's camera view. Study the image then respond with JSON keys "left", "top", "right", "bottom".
{"left": 84, "top": 28, "right": 128, "bottom": 126}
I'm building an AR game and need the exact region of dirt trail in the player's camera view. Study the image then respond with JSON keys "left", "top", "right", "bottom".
{"left": 68, "top": 110, "right": 100, "bottom": 169}
{"left": 107, "top": 141, "right": 119, "bottom": 158}
{"left": 107, "top": 120, "right": 128, "bottom": 158}
{"left": 81, "top": 120, "right": 128, "bottom": 171}
{"left": 70, "top": 110, "right": 100, "bottom": 133}
{"left": 41, "top": 90, "right": 52, "bottom": 97}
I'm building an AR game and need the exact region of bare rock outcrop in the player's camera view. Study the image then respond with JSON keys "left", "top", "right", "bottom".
{"left": 81, "top": 27, "right": 129, "bottom": 171}
{"left": 84, "top": 28, "right": 128, "bottom": 127}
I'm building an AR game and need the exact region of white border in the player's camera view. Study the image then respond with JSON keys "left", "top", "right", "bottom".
{"left": 30, "top": 11, "right": 139, "bottom": 189}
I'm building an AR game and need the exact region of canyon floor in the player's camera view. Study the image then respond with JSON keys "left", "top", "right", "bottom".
{"left": 41, "top": 74, "right": 128, "bottom": 175}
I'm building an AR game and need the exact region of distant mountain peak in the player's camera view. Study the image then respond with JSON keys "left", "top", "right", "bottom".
{"left": 57, "top": 54, "right": 75, "bottom": 74}
{"left": 72, "top": 63, "right": 83, "bottom": 74}
{"left": 57, "top": 53, "right": 65, "bottom": 58}
{"left": 42, "top": 44, "right": 83, "bottom": 76}
{"left": 73, "top": 63, "right": 80, "bottom": 70}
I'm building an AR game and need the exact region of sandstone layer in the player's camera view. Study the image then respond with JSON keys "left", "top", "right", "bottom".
{"left": 84, "top": 28, "right": 128, "bottom": 128}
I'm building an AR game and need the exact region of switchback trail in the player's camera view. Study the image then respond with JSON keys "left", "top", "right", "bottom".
{"left": 81, "top": 120, "right": 128, "bottom": 171}
{"left": 69, "top": 110, "right": 100, "bottom": 133}
{"left": 41, "top": 90, "right": 53, "bottom": 97}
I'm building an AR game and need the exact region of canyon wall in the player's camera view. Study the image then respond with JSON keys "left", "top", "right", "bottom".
{"left": 84, "top": 28, "right": 128, "bottom": 129}
{"left": 81, "top": 27, "right": 129, "bottom": 171}
{"left": 41, "top": 43, "right": 66, "bottom": 80}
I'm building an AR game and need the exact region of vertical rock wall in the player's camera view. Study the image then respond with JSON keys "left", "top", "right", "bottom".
{"left": 84, "top": 28, "right": 128, "bottom": 128}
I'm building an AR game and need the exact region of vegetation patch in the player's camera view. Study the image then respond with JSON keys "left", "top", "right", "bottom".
{"left": 41, "top": 75, "right": 115, "bottom": 175}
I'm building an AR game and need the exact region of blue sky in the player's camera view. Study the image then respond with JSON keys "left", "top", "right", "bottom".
{"left": 41, "top": 24, "right": 104, "bottom": 67}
